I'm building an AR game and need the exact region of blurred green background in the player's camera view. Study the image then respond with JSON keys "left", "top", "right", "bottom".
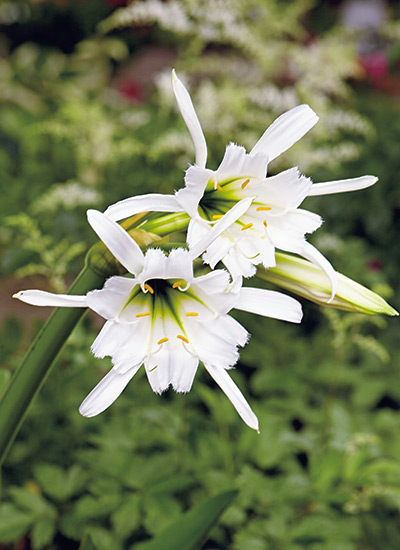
{"left": 0, "top": 0, "right": 400, "bottom": 548}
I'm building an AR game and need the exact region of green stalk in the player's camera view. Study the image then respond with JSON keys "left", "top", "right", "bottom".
{"left": 140, "top": 212, "right": 190, "bottom": 236}
{"left": 0, "top": 262, "right": 106, "bottom": 467}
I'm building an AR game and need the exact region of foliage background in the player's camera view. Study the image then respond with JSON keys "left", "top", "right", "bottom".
{"left": 0, "top": 0, "right": 399, "bottom": 548}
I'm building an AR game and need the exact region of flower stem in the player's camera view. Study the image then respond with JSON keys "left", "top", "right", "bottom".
{"left": 140, "top": 212, "right": 190, "bottom": 236}
{"left": 0, "top": 263, "right": 106, "bottom": 467}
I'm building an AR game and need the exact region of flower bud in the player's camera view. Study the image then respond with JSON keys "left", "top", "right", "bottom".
{"left": 257, "top": 252, "right": 398, "bottom": 316}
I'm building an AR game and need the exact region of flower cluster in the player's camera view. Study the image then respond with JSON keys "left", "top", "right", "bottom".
{"left": 15, "top": 71, "right": 385, "bottom": 430}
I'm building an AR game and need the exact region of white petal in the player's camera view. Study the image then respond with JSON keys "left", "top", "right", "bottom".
{"left": 189, "top": 197, "right": 253, "bottom": 259}
{"left": 87, "top": 209, "right": 144, "bottom": 275}
{"left": 195, "top": 324, "right": 240, "bottom": 368}
{"left": 223, "top": 247, "right": 257, "bottom": 279}
{"left": 140, "top": 248, "right": 168, "bottom": 282}
{"left": 104, "top": 194, "right": 184, "bottom": 222}
{"left": 256, "top": 167, "right": 312, "bottom": 209}
{"left": 308, "top": 175, "right": 378, "bottom": 196}
{"left": 172, "top": 70, "right": 207, "bottom": 168}
{"left": 251, "top": 105, "right": 319, "bottom": 161}
{"left": 235, "top": 287, "right": 303, "bottom": 323}
{"left": 86, "top": 276, "right": 136, "bottom": 319}
{"left": 204, "top": 363, "right": 259, "bottom": 431}
{"left": 91, "top": 321, "right": 128, "bottom": 358}
{"left": 170, "top": 348, "right": 199, "bottom": 392}
{"left": 216, "top": 144, "right": 247, "bottom": 177}
{"left": 300, "top": 242, "right": 337, "bottom": 302}
{"left": 210, "top": 315, "right": 249, "bottom": 347}
{"left": 146, "top": 346, "right": 172, "bottom": 394}
{"left": 175, "top": 166, "right": 213, "bottom": 218}
{"left": 202, "top": 235, "right": 232, "bottom": 268}
{"left": 276, "top": 209, "right": 323, "bottom": 236}
{"left": 13, "top": 290, "right": 87, "bottom": 308}
{"left": 192, "top": 269, "right": 230, "bottom": 294}
{"left": 79, "top": 365, "right": 141, "bottom": 417}
{"left": 165, "top": 248, "right": 194, "bottom": 281}
{"left": 240, "top": 151, "right": 268, "bottom": 180}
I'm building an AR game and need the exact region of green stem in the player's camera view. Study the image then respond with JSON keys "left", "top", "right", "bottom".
{"left": 140, "top": 212, "right": 190, "bottom": 236}
{"left": 0, "top": 263, "right": 106, "bottom": 467}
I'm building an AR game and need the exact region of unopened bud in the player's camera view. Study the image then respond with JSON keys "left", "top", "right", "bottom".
{"left": 257, "top": 252, "right": 398, "bottom": 316}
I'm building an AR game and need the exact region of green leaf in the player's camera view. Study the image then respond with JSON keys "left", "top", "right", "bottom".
{"left": 82, "top": 526, "right": 123, "bottom": 550}
{"left": 34, "top": 463, "right": 88, "bottom": 501}
{"left": 74, "top": 494, "right": 122, "bottom": 520}
{"left": 133, "top": 489, "right": 238, "bottom": 550}
{"left": 0, "top": 369, "right": 10, "bottom": 398}
{"left": 0, "top": 503, "right": 33, "bottom": 542}
{"left": 111, "top": 494, "right": 141, "bottom": 540}
{"left": 31, "top": 517, "right": 56, "bottom": 550}
{"left": 8, "top": 486, "right": 56, "bottom": 518}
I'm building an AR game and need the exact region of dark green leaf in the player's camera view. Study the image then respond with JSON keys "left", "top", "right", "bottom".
{"left": 134, "top": 489, "right": 238, "bottom": 550}
{"left": 0, "top": 503, "right": 33, "bottom": 542}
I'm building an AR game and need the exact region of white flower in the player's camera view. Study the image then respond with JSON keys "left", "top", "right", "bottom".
{"left": 104, "top": 71, "right": 377, "bottom": 300}
{"left": 14, "top": 209, "right": 303, "bottom": 431}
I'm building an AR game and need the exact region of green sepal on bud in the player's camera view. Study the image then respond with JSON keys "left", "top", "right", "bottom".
{"left": 257, "top": 252, "right": 398, "bottom": 316}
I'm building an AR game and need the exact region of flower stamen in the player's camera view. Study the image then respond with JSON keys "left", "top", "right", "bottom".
{"left": 148, "top": 365, "right": 158, "bottom": 372}
{"left": 144, "top": 283, "right": 154, "bottom": 294}
{"left": 185, "top": 312, "right": 198, "bottom": 317}
{"left": 136, "top": 312, "right": 151, "bottom": 318}
{"left": 177, "top": 334, "right": 189, "bottom": 344}
{"left": 172, "top": 281, "right": 182, "bottom": 289}
{"left": 263, "top": 220, "right": 268, "bottom": 228}
{"left": 212, "top": 214, "right": 224, "bottom": 220}
{"left": 241, "top": 223, "right": 253, "bottom": 231}
{"left": 256, "top": 206, "right": 272, "bottom": 211}
{"left": 241, "top": 178, "right": 250, "bottom": 189}
{"left": 157, "top": 337, "right": 169, "bottom": 344}
{"left": 216, "top": 184, "right": 223, "bottom": 191}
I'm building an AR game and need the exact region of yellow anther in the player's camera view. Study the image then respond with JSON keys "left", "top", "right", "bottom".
{"left": 216, "top": 184, "right": 223, "bottom": 191}
{"left": 185, "top": 312, "right": 198, "bottom": 317}
{"left": 263, "top": 220, "right": 268, "bottom": 227}
{"left": 241, "top": 178, "right": 250, "bottom": 189}
{"left": 157, "top": 337, "right": 169, "bottom": 345}
{"left": 177, "top": 334, "right": 189, "bottom": 344}
{"left": 241, "top": 223, "right": 253, "bottom": 231}
{"left": 256, "top": 206, "right": 272, "bottom": 211}
{"left": 144, "top": 283, "right": 154, "bottom": 294}
{"left": 172, "top": 281, "right": 182, "bottom": 289}
{"left": 136, "top": 312, "right": 150, "bottom": 318}
{"left": 212, "top": 214, "right": 224, "bottom": 220}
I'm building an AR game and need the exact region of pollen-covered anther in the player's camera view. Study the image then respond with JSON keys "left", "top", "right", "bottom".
{"left": 241, "top": 223, "right": 253, "bottom": 231}
{"left": 216, "top": 184, "right": 222, "bottom": 191}
{"left": 172, "top": 281, "right": 182, "bottom": 289}
{"left": 212, "top": 214, "right": 223, "bottom": 220}
{"left": 177, "top": 334, "right": 189, "bottom": 344}
{"left": 263, "top": 220, "right": 268, "bottom": 228}
{"left": 144, "top": 283, "right": 154, "bottom": 294}
{"left": 136, "top": 312, "right": 150, "bottom": 318}
{"left": 256, "top": 206, "right": 272, "bottom": 211}
{"left": 185, "top": 312, "right": 198, "bottom": 317}
{"left": 157, "top": 337, "right": 169, "bottom": 345}
{"left": 241, "top": 178, "right": 250, "bottom": 189}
